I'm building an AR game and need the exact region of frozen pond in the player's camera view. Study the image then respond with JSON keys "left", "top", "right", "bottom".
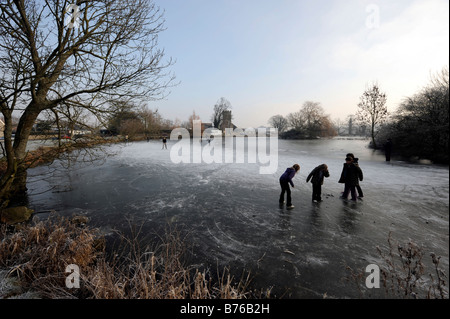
{"left": 27, "top": 138, "right": 449, "bottom": 298}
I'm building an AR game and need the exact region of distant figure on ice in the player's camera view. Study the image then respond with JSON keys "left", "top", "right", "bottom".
{"left": 306, "top": 164, "right": 330, "bottom": 203}
{"left": 339, "top": 156, "right": 363, "bottom": 201}
{"left": 162, "top": 136, "right": 167, "bottom": 149}
{"left": 125, "top": 135, "right": 129, "bottom": 143}
{"left": 279, "top": 164, "right": 300, "bottom": 209}
{"left": 384, "top": 138, "right": 393, "bottom": 162}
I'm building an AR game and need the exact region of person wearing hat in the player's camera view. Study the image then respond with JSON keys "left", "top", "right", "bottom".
{"left": 338, "top": 156, "right": 363, "bottom": 201}
{"left": 346, "top": 153, "right": 364, "bottom": 198}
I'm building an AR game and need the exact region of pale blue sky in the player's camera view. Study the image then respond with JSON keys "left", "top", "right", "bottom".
{"left": 152, "top": 0, "right": 449, "bottom": 128}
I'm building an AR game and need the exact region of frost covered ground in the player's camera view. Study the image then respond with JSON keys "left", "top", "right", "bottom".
{"left": 27, "top": 138, "right": 449, "bottom": 298}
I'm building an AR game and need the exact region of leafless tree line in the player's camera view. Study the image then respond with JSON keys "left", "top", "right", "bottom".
{"left": 269, "top": 101, "right": 336, "bottom": 139}
{"left": 376, "top": 67, "right": 449, "bottom": 163}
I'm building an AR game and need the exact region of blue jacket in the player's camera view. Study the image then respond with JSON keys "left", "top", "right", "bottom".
{"left": 280, "top": 167, "right": 296, "bottom": 187}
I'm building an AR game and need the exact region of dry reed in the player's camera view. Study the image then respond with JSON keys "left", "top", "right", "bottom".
{"left": 345, "top": 232, "right": 448, "bottom": 299}
{"left": 0, "top": 216, "right": 266, "bottom": 299}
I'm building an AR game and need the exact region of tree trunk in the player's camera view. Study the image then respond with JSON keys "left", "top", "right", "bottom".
{"left": 0, "top": 112, "right": 16, "bottom": 202}
{"left": 1, "top": 108, "right": 40, "bottom": 201}
{"left": 371, "top": 121, "right": 377, "bottom": 149}
{"left": 52, "top": 109, "right": 62, "bottom": 148}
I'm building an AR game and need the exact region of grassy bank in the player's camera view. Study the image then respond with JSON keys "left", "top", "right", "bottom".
{"left": 0, "top": 216, "right": 268, "bottom": 299}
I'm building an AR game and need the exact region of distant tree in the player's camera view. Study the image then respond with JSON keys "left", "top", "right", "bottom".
{"left": 268, "top": 115, "right": 288, "bottom": 133}
{"left": 300, "top": 101, "right": 326, "bottom": 138}
{"left": 320, "top": 116, "right": 337, "bottom": 137}
{"left": 377, "top": 67, "right": 449, "bottom": 163}
{"left": 347, "top": 115, "right": 354, "bottom": 136}
{"left": 120, "top": 118, "right": 145, "bottom": 139}
{"left": 211, "top": 97, "right": 232, "bottom": 128}
{"left": 160, "top": 118, "right": 175, "bottom": 130}
{"left": 356, "top": 82, "right": 388, "bottom": 148}
{"left": 139, "top": 107, "right": 163, "bottom": 137}
{"left": 172, "top": 118, "right": 182, "bottom": 129}
{"left": 107, "top": 100, "right": 140, "bottom": 135}
{"left": 286, "top": 111, "right": 303, "bottom": 131}
{"left": 333, "top": 118, "right": 346, "bottom": 135}
{"left": 283, "top": 101, "right": 335, "bottom": 139}
{"left": 188, "top": 110, "right": 201, "bottom": 130}
{"left": 358, "top": 123, "right": 367, "bottom": 137}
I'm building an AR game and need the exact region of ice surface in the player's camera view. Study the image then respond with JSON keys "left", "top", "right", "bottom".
{"left": 27, "top": 138, "right": 449, "bottom": 298}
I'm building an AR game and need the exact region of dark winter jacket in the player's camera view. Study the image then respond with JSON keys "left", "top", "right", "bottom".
{"left": 306, "top": 165, "right": 330, "bottom": 185}
{"left": 280, "top": 167, "right": 297, "bottom": 187}
{"left": 338, "top": 163, "right": 363, "bottom": 186}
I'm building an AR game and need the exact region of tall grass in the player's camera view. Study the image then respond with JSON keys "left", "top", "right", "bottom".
{"left": 345, "top": 232, "right": 448, "bottom": 299}
{"left": 0, "top": 216, "right": 268, "bottom": 299}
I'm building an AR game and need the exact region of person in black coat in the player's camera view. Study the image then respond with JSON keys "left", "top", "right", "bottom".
{"left": 306, "top": 164, "right": 330, "bottom": 202}
{"left": 346, "top": 153, "right": 364, "bottom": 198}
{"left": 384, "top": 138, "right": 392, "bottom": 161}
{"left": 339, "top": 157, "right": 363, "bottom": 201}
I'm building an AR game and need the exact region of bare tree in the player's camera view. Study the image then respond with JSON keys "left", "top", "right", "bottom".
{"left": 284, "top": 102, "right": 335, "bottom": 138}
{"left": 188, "top": 110, "right": 200, "bottom": 130}
{"left": 139, "top": 106, "right": 162, "bottom": 138}
{"left": 56, "top": 100, "right": 90, "bottom": 139}
{"left": 300, "top": 101, "right": 326, "bottom": 138}
{"left": 120, "top": 118, "right": 145, "bottom": 139}
{"left": 382, "top": 67, "right": 449, "bottom": 162}
{"left": 286, "top": 111, "right": 303, "bottom": 131}
{"left": 0, "top": 0, "right": 174, "bottom": 200}
{"left": 347, "top": 115, "right": 354, "bottom": 136}
{"left": 356, "top": 82, "right": 388, "bottom": 148}
{"left": 333, "top": 118, "right": 345, "bottom": 136}
{"left": 107, "top": 99, "right": 140, "bottom": 134}
{"left": 211, "top": 97, "right": 232, "bottom": 129}
{"left": 268, "top": 114, "right": 288, "bottom": 133}
{"left": 320, "top": 115, "right": 337, "bottom": 137}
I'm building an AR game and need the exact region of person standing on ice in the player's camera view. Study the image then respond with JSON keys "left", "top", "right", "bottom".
{"left": 279, "top": 164, "right": 300, "bottom": 209}
{"left": 345, "top": 153, "right": 364, "bottom": 198}
{"left": 306, "top": 164, "right": 330, "bottom": 202}
{"left": 162, "top": 136, "right": 168, "bottom": 149}
{"left": 339, "top": 157, "right": 363, "bottom": 201}
{"left": 384, "top": 138, "right": 393, "bottom": 162}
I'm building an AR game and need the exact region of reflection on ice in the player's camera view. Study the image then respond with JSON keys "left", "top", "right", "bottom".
{"left": 27, "top": 138, "right": 449, "bottom": 298}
